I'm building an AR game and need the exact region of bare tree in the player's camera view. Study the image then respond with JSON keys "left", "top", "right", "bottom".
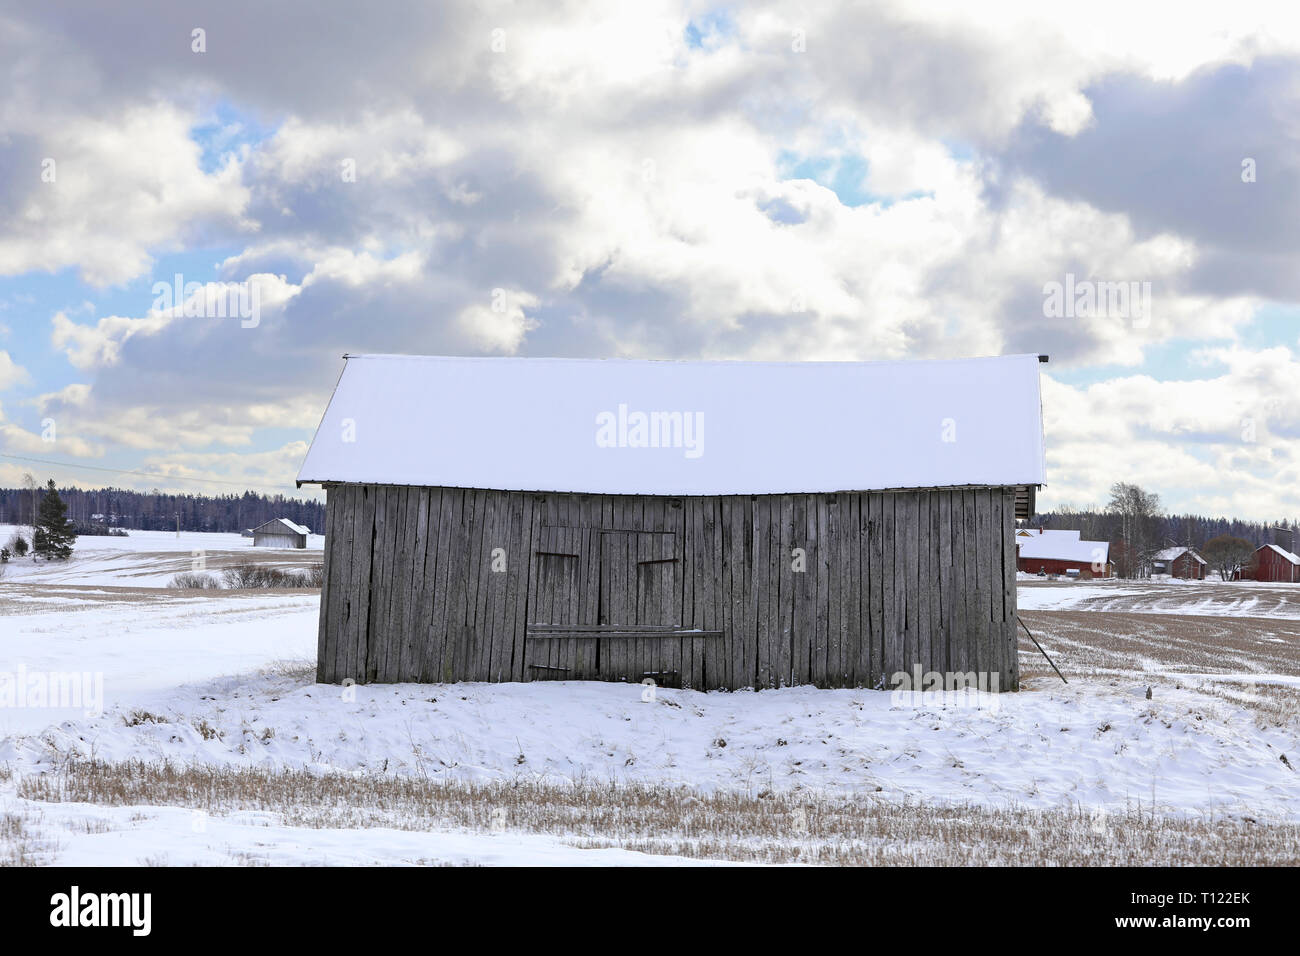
{"left": 21, "top": 472, "right": 38, "bottom": 534}
{"left": 1106, "top": 482, "right": 1163, "bottom": 578}
{"left": 1202, "top": 535, "right": 1256, "bottom": 582}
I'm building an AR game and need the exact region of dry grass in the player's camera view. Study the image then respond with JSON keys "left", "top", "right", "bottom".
{"left": 17, "top": 759, "right": 1300, "bottom": 865}
{"left": 168, "top": 571, "right": 223, "bottom": 589}
{"left": 0, "top": 810, "right": 53, "bottom": 866}
{"left": 220, "top": 563, "right": 323, "bottom": 589}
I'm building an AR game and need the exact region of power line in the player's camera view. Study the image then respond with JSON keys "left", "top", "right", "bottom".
{"left": 0, "top": 452, "right": 280, "bottom": 490}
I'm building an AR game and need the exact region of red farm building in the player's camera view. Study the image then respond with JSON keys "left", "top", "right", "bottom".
{"left": 1240, "top": 544, "right": 1300, "bottom": 583}
{"left": 1016, "top": 529, "right": 1113, "bottom": 578}
{"left": 1153, "top": 546, "right": 1207, "bottom": 580}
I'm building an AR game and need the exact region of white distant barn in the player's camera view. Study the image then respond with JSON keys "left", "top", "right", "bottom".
{"left": 251, "top": 518, "right": 310, "bottom": 549}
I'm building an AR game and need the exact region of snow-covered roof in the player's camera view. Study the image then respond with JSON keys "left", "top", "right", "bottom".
{"left": 1017, "top": 535, "right": 1109, "bottom": 564}
{"left": 297, "top": 353, "right": 1048, "bottom": 496}
{"left": 1262, "top": 543, "right": 1300, "bottom": 565}
{"left": 1154, "top": 546, "right": 1206, "bottom": 564}
{"left": 253, "top": 518, "right": 310, "bottom": 536}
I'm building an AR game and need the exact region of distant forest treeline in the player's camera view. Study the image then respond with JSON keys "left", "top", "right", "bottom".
{"left": 0, "top": 485, "right": 1290, "bottom": 546}
{"left": 0, "top": 486, "right": 326, "bottom": 534}
{"left": 1030, "top": 508, "right": 1292, "bottom": 549}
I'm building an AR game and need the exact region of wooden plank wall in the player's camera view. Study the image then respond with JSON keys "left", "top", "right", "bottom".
{"left": 315, "top": 485, "right": 1020, "bottom": 691}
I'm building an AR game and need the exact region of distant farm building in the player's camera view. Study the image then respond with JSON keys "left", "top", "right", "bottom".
{"left": 251, "top": 518, "right": 310, "bottom": 549}
{"left": 1152, "top": 546, "right": 1207, "bottom": 579}
{"left": 1016, "top": 529, "right": 1112, "bottom": 578}
{"left": 297, "top": 353, "right": 1049, "bottom": 692}
{"left": 1240, "top": 544, "right": 1300, "bottom": 583}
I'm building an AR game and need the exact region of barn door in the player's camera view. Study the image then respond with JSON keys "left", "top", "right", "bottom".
{"left": 524, "top": 527, "right": 599, "bottom": 680}
{"left": 523, "top": 528, "right": 682, "bottom": 683}
{"left": 597, "top": 531, "right": 682, "bottom": 683}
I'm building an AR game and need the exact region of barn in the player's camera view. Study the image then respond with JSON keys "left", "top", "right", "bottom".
{"left": 1016, "top": 530, "right": 1112, "bottom": 578}
{"left": 251, "top": 518, "right": 310, "bottom": 549}
{"left": 1152, "top": 546, "right": 1206, "bottom": 579}
{"left": 297, "top": 353, "right": 1047, "bottom": 692}
{"left": 1243, "top": 544, "right": 1300, "bottom": 583}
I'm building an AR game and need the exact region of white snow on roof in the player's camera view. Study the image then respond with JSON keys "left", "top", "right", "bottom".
{"left": 1263, "top": 543, "right": 1300, "bottom": 565}
{"left": 1017, "top": 535, "right": 1108, "bottom": 563}
{"left": 297, "top": 354, "right": 1047, "bottom": 495}
{"left": 254, "top": 518, "right": 310, "bottom": 536}
{"left": 1155, "top": 546, "right": 1206, "bottom": 564}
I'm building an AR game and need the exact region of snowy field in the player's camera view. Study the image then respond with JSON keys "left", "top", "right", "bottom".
{"left": 0, "top": 524, "right": 323, "bottom": 588}
{"left": 2, "top": 531, "right": 1298, "bottom": 865}
{"left": 1018, "top": 577, "right": 1300, "bottom": 619}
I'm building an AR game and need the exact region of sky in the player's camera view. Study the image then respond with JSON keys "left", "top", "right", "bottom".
{"left": 0, "top": 1, "right": 1298, "bottom": 520}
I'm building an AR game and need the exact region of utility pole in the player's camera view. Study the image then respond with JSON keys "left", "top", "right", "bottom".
{"left": 175, "top": 511, "right": 181, "bottom": 539}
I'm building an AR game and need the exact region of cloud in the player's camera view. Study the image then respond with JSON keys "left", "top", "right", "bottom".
{"left": 1040, "top": 345, "right": 1300, "bottom": 519}
{"left": 0, "top": 351, "right": 30, "bottom": 390}
{"left": 5, "top": 1, "right": 1300, "bottom": 516}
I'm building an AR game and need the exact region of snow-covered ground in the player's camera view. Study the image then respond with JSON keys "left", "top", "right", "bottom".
{"left": 1017, "top": 577, "right": 1300, "bottom": 618}
{"left": 2, "top": 530, "right": 1297, "bottom": 865}
{"left": 0, "top": 589, "right": 319, "bottom": 736}
{"left": 8, "top": 668, "right": 1297, "bottom": 819}
{"left": 0, "top": 524, "right": 322, "bottom": 588}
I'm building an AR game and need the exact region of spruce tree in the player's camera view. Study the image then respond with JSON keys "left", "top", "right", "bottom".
{"left": 33, "top": 479, "right": 76, "bottom": 560}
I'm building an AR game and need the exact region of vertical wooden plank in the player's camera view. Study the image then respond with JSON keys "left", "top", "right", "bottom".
{"left": 847, "top": 494, "right": 868, "bottom": 686}
{"left": 329, "top": 485, "right": 354, "bottom": 682}
{"left": 361, "top": 486, "right": 387, "bottom": 681}
{"left": 791, "top": 495, "right": 811, "bottom": 686}
{"left": 317, "top": 488, "right": 343, "bottom": 683}
{"left": 752, "top": 496, "right": 770, "bottom": 688}
{"left": 883, "top": 492, "right": 899, "bottom": 683}
{"left": 868, "top": 493, "right": 883, "bottom": 688}
{"left": 512, "top": 492, "right": 537, "bottom": 681}
{"left": 403, "top": 488, "right": 433, "bottom": 683}
{"left": 951, "top": 494, "right": 972, "bottom": 681}
{"left": 682, "top": 498, "right": 700, "bottom": 689}
{"left": 493, "top": 490, "right": 522, "bottom": 681}
{"left": 451, "top": 487, "right": 474, "bottom": 683}
{"left": 824, "top": 495, "right": 841, "bottom": 688}
{"left": 698, "top": 497, "right": 721, "bottom": 690}
{"left": 487, "top": 491, "right": 513, "bottom": 682}
{"left": 810, "top": 494, "right": 827, "bottom": 687}
{"left": 938, "top": 491, "right": 953, "bottom": 676}
{"left": 838, "top": 495, "right": 855, "bottom": 687}
{"left": 411, "top": 488, "right": 443, "bottom": 683}
{"left": 349, "top": 484, "right": 378, "bottom": 684}
{"left": 744, "top": 496, "right": 758, "bottom": 688}
{"left": 961, "top": 490, "right": 979, "bottom": 679}
{"left": 987, "top": 488, "right": 1004, "bottom": 689}
{"left": 975, "top": 488, "right": 992, "bottom": 684}
{"left": 917, "top": 490, "right": 932, "bottom": 679}
{"left": 667, "top": 499, "right": 686, "bottom": 687}
{"left": 427, "top": 488, "right": 460, "bottom": 682}
{"left": 476, "top": 490, "right": 500, "bottom": 681}
{"left": 575, "top": 498, "right": 600, "bottom": 680}
{"left": 516, "top": 493, "right": 543, "bottom": 681}
{"left": 896, "top": 492, "right": 910, "bottom": 683}
{"left": 381, "top": 487, "right": 407, "bottom": 682}
{"left": 390, "top": 487, "right": 418, "bottom": 682}
{"left": 719, "top": 496, "right": 737, "bottom": 690}
{"left": 676, "top": 498, "right": 695, "bottom": 688}
{"left": 1003, "top": 488, "right": 1019, "bottom": 690}
{"left": 777, "top": 495, "right": 794, "bottom": 688}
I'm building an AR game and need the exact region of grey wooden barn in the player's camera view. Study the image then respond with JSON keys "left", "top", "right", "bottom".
{"left": 251, "top": 518, "right": 309, "bottom": 549}
{"left": 298, "top": 354, "right": 1046, "bottom": 691}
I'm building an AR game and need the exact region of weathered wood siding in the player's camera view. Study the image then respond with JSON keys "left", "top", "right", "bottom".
{"left": 253, "top": 532, "right": 304, "bottom": 549}
{"left": 316, "top": 485, "right": 1020, "bottom": 691}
